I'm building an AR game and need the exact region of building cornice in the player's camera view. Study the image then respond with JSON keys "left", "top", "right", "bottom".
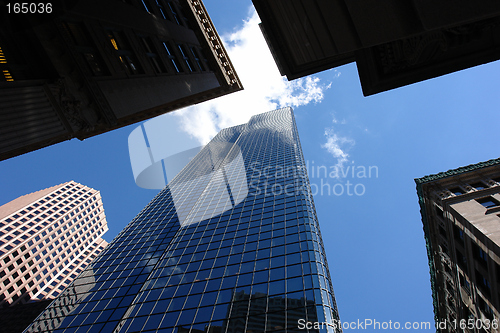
{"left": 187, "top": 0, "right": 242, "bottom": 90}
{"left": 415, "top": 157, "right": 500, "bottom": 185}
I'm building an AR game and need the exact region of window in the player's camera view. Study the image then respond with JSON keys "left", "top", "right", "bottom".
{"left": 154, "top": 0, "right": 167, "bottom": 19}
{"left": 62, "top": 22, "right": 108, "bottom": 76}
{"left": 475, "top": 270, "right": 491, "bottom": 296}
{"left": 473, "top": 243, "right": 488, "bottom": 267}
{"left": 190, "top": 47, "right": 204, "bottom": 71}
{"left": 471, "top": 182, "right": 488, "bottom": 190}
{"left": 476, "top": 196, "right": 500, "bottom": 209}
{"left": 438, "top": 225, "right": 447, "bottom": 239}
{"left": 453, "top": 225, "right": 464, "bottom": 244}
{"left": 162, "top": 42, "right": 182, "bottom": 73}
{"left": 449, "top": 187, "right": 465, "bottom": 195}
{"left": 456, "top": 249, "right": 467, "bottom": 270}
{"left": 0, "top": 45, "right": 14, "bottom": 81}
{"left": 107, "top": 30, "right": 144, "bottom": 75}
{"left": 139, "top": 36, "right": 167, "bottom": 74}
{"left": 434, "top": 206, "right": 444, "bottom": 219}
{"left": 478, "top": 296, "right": 494, "bottom": 320}
{"left": 177, "top": 44, "right": 193, "bottom": 72}
{"left": 167, "top": 1, "right": 181, "bottom": 25}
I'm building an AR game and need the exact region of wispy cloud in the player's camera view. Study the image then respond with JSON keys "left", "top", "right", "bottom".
{"left": 174, "top": 7, "right": 333, "bottom": 144}
{"left": 321, "top": 118, "right": 355, "bottom": 171}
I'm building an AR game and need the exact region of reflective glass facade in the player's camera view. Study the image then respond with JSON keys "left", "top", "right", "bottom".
{"left": 25, "top": 107, "right": 340, "bottom": 333}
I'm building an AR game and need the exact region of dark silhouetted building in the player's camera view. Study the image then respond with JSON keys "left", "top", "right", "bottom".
{"left": 0, "top": 0, "right": 242, "bottom": 161}
{"left": 253, "top": 0, "right": 500, "bottom": 96}
{"left": 24, "top": 108, "right": 341, "bottom": 333}
{"left": 416, "top": 158, "right": 500, "bottom": 332}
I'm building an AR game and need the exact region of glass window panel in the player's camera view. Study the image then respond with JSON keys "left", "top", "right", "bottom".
{"left": 209, "top": 267, "right": 224, "bottom": 279}
{"left": 272, "top": 236, "right": 285, "bottom": 247}
{"left": 271, "top": 245, "right": 285, "bottom": 256}
{"left": 286, "top": 243, "right": 301, "bottom": 254}
{"left": 236, "top": 273, "right": 253, "bottom": 286}
{"left": 224, "top": 264, "right": 239, "bottom": 276}
{"left": 286, "top": 291, "right": 305, "bottom": 306}
{"left": 213, "top": 256, "right": 228, "bottom": 267}
{"left": 200, "top": 291, "right": 218, "bottom": 307}
{"left": 127, "top": 316, "right": 147, "bottom": 332}
{"left": 205, "top": 279, "right": 222, "bottom": 292}
{"left": 184, "top": 293, "right": 202, "bottom": 309}
{"left": 266, "top": 310, "right": 285, "bottom": 330}
{"left": 286, "top": 253, "right": 302, "bottom": 266}
{"left": 256, "top": 248, "right": 270, "bottom": 259}
{"left": 241, "top": 251, "right": 256, "bottom": 263}
{"left": 227, "top": 254, "right": 242, "bottom": 265}
{"left": 143, "top": 313, "right": 164, "bottom": 330}
{"left": 231, "top": 245, "right": 244, "bottom": 254}
{"left": 211, "top": 304, "right": 229, "bottom": 321}
{"left": 253, "top": 270, "right": 269, "bottom": 284}
{"left": 220, "top": 275, "right": 237, "bottom": 290}
{"left": 200, "top": 260, "right": 213, "bottom": 270}
{"left": 260, "top": 231, "right": 271, "bottom": 240}
{"left": 152, "top": 299, "right": 170, "bottom": 314}
{"left": 145, "top": 288, "right": 162, "bottom": 302}
{"left": 251, "top": 282, "right": 268, "bottom": 297}
{"left": 270, "top": 256, "right": 285, "bottom": 268}
{"left": 268, "top": 280, "right": 285, "bottom": 295}
{"left": 244, "top": 241, "right": 257, "bottom": 252}
{"left": 269, "top": 267, "right": 285, "bottom": 281}
{"left": 174, "top": 284, "right": 191, "bottom": 297}
{"left": 167, "top": 297, "right": 185, "bottom": 312}
{"left": 286, "top": 234, "right": 300, "bottom": 243}
{"left": 101, "top": 321, "right": 120, "bottom": 332}
{"left": 216, "top": 289, "right": 233, "bottom": 304}
{"left": 286, "top": 276, "right": 303, "bottom": 293}
{"left": 240, "top": 261, "right": 254, "bottom": 273}
{"left": 186, "top": 261, "right": 202, "bottom": 272}
{"left": 160, "top": 286, "right": 177, "bottom": 299}
{"left": 194, "top": 305, "right": 213, "bottom": 322}
{"left": 160, "top": 311, "right": 180, "bottom": 329}
{"left": 195, "top": 269, "right": 211, "bottom": 280}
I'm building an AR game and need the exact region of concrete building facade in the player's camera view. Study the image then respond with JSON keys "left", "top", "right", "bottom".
{"left": 416, "top": 158, "right": 500, "bottom": 332}
{"left": 0, "top": 181, "right": 108, "bottom": 308}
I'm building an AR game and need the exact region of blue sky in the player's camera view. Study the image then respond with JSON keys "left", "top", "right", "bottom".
{"left": 2, "top": 1, "right": 500, "bottom": 331}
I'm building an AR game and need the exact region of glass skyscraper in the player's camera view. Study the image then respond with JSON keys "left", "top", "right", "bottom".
{"left": 25, "top": 107, "right": 340, "bottom": 333}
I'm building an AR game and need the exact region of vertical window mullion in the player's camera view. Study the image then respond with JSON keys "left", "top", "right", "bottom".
{"left": 162, "top": 41, "right": 182, "bottom": 73}
{"left": 177, "top": 44, "right": 193, "bottom": 72}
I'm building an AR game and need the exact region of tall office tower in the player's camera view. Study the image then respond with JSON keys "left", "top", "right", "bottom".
{"left": 416, "top": 158, "right": 500, "bottom": 332}
{"left": 25, "top": 108, "right": 340, "bottom": 333}
{"left": 0, "top": 180, "right": 109, "bottom": 332}
{"left": 0, "top": 0, "right": 242, "bottom": 161}
{"left": 253, "top": 0, "right": 500, "bottom": 96}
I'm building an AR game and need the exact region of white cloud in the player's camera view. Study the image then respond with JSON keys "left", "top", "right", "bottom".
{"left": 174, "top": 7, "right": 333, "bottom": 144}
{"left": 321, "top": 128, "right": 355, "bottom": 171}
{"left": 330, "top": 69, "right": 341, "bottom": 79}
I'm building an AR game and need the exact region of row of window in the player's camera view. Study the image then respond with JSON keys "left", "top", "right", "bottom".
{"left": 96, "top": 222, "right": 324, "bottom": 274}
{"left": 139, "top": 0, "right": 190, "bottom": 28}
{"left": 63, "top": 20, "right": 210, "bottom": 78}
{"left": 110, "top": 207, "right": 312, "bottom": 249}
{"left": 448, "top": 178, "right": 500, "bottom": 196}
